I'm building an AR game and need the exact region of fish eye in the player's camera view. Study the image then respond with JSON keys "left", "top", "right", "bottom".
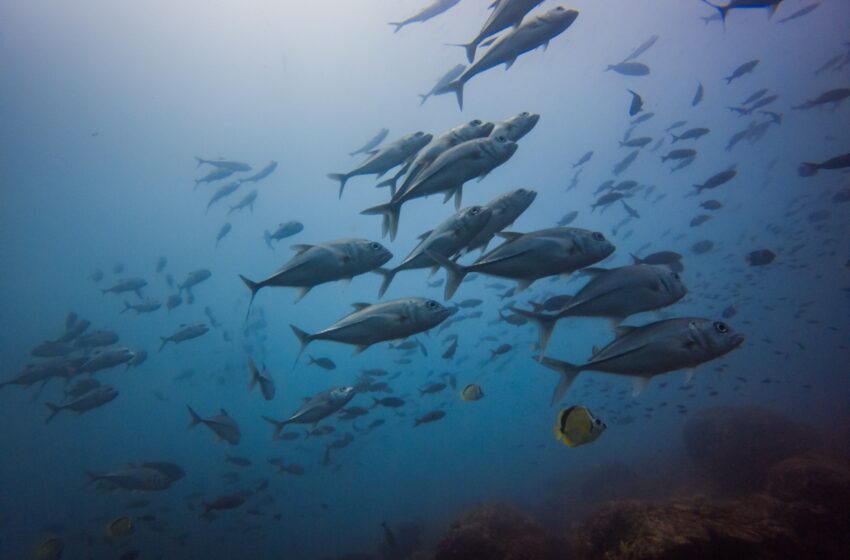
{"left": 672, "top": 273, "right": 680, "bottom": 280}
{"left": 520, "top": 112, "right": 529, "bottom": 117}
{"left": 471, "top": 207, "right": 480, "bottom": 214}
{"left": 427, "top": 301, "right": 438, "bottom": 309}
{"left": 471, "top": 119, "right": 481, "bottom": 125}
{"left": 592, "top": 232, "right": 605, "bottom": 241}
{"left": 594, "top": 418, "right": 601, "bottom": 425}
{"left": 370, "top": 242, "right": 380, "bottom": 250}
{"left": 496, "top": 136, "right": 507, "bottom": 142}
{"left": 714, "top": 321, "right": 729, "bottom": 333}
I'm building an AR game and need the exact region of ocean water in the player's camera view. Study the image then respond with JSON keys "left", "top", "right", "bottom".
{"left": 1, "top": 1, "right": 849, "bottom": 559}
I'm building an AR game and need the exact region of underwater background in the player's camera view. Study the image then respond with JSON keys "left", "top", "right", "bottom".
{"left": 1, "top": 0, "right": 849, "bottom": 558}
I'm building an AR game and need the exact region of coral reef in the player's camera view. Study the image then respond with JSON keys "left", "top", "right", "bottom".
{"left": 683, "top": 406, "right": 815, "bottom": 492}
{"left": 434, "top": 502, "right": 566, "bottom": 560}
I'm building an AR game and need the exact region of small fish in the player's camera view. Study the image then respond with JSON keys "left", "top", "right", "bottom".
{"left": 460, "top": 384, "right": 484, "bottom": 401}
{"left": 798, "top": 153, "right": 850, "bottom": 177}
{"left": 308, "top": 355, "right": 337, "bottom": 370}
{"left": 216, "top": 223, "right": 232, "bottom": 246}
{"left": 724, "top": 59, "right": 760, "bottom": 84}
{"left": 746, "top": 249, "right": 776, "bottom": 266}
{"left": 692, "top": 82, "right": 704, "bottom": 106}
{"left": 606, "top": 62, "right": 650, "bottom": 76}
{"left": 248, "top": 359, "right": 276, "bottom": 401}
{"left": 414, "top": 410, "right": 446, "bottom": 427}
{"left": 626, "top": 89, "right": 643, "bottom": 116}
{"left": 554, "top": 406, "right": 606, "bottom": 447}
{"left": 187, "top": 406, "right": 241, "bottom": 445}
{"left": 105, "top": 516, "right": 134, "bottom": 539}
{"left": 572, "top": 151, "right": 593, "bottom": 168}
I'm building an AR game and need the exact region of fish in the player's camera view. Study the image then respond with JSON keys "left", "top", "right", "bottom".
{"left": 619, "top": 136, "right": 653, "bottom": 149}
{"left": 700, "top": 200, "right": 723, "bottom": 210}
{"left": 798, "top": 153, "right": 850, "bottom": 177}
{"left": 215, "top": 223, "right": 232, "bottom": 246}
{"left": 105, "top": 516, "right": 134, "bottom": 539}
{"left": 694, "top": 168, "right": 736, "bottom": 193}
{"left": 121, "top": 299, "right": 161, "bottom": 314}
{"left": 450, "top": 0, "right": 546, "bottom": 63}
{"left": 308, "top": 355, "right": 337, "bottom": 370}
{"left": 490, "top": 112, "right": 541, "bottom": 142}
{"left": 238, "top": 161, "right": 278, "bottom": 184}
{"left": 666, "top": 120, "right": 687, "bottom": 132}
{"left": 159, "top": 323, "right": 209, "bottom": 351}
{"left": 420, "top": 381, "right": 447, "bottom": 395}
{"left": 513, "top": 265, "right": 687, "bottom": 356}
{"left": 195, "top": 157, "right": 251, "bottom": 172}
{"left": 626, "top": 89, "right": 643, "bottom": 116}
{"left": 371, "top": 396, "right": 406, "bottom": 408}
{"left": 166, "top": 294, "right": 182, "bottom": 311}
{"left": 76, "top": 329, "right": 119, "bottom": 348}
{"left": 202, "top": 494, "right": 245, "bottom": 516}
{"left": 661, "top": 148, "right": 696, "bottom": 162}
{"left": 264, "top": 221, "right": 304, "bottom": 248}
{"left": 262, "top": 387, "right": 355, "bottom": 438}
{"left": 429, "top": 227, "right": 616, "bottom": 299}
{"left": 350, "top": 129, "right": 390, "bottom": 157}
{"left": 248, "top": 358, "right": 276, "bottom": 401}
{"left": 178, "top": 269, "right": 211, "bottom": 295}
{"left": 554, "top": 406, "right": 606, "bottom": 447}
{"left": 439, "top": 7, "right": 580, "bottom": 109}
{"left": 34, "top": 537, "right": 63, "bottom": 560}
{"left": 701, "top": 0, "right": 784, "bottom": 24}
{"left": 362, "top": 136, "right": 518, "bottom": 240}
{"left": 692, "top": 240, "right": 714, "bottom": 255}
{"left": 388, "top": 0, "right": 461, "bottom": 33}
{"left": 746, "top": 249, "right": 776, "bottom": 266}
{"left": 690, "top": 214, "right": 711, "bottom": 227}
{"left": 606, "top": 62, "right": 650, "bottom": 76}
{"left": 393, "top": 119, "right": 496, "bottom": 198}
{"left": 692, "top": 82, "right": 704, "bottom": 106}
{"left": 419, "top": 64, "right": 466, "bottom": 105}
{"left": 79, "top": 347, "right": 136, "bottom": 373}
{"left": 573, "top": 151, "right": 593, "bottom": 168}
{"left": 206, "top": 181, "right": 241, "bottom": 213}
{"left": 442, "top": 337, "right": 459, "bottom": 359}
{"left": 290, "top": 298, "right": 453, "bottom": 356}
{"left": 460, "top": 384, "right": 484, "bottom": 401}
{"left": 187, "top": 406, "right": 241, "bottom": 445}
{"left": 557, "top": 211, "right": 579, "bottom": 227}
{"left": 86, "top": 465, "right": 173, "bottom": 491}
{"left": 194, "top": 166, "right": 235, "bottom": 187}
{"left": 240, "top": 238, "right": 392, "bottom": 309}
{"left": 46, "top": 386, "right": 119, "bottom": 423}
{"left": 101, "top": 278, "right": 147, "bottom": 298}
{"left": 724, "top": 59, "right": 760, "bottom": 84}
{"left": 539, "top": 318, "right": 744, "bottom": 403}
{"left": 792, "top": 88, "right": 850, "bottom": 110}
{"left": 671, "top": 127, "right": 710, "bottom": 143}
{"left": 613, "top": 150, "right": 639, "bottom": 175}
{"left": 228, "top": 190, "right": 258, "bottom": 214}
{"left": 414, "top": 410, "right": 446, "bottom": 426}
{"left": 329, "top": 131, "right": 433, "bottom": 198}
{"left": 591, "top": 192, "right": 628, "bottom": 212}
{"left": 620, "top": 200, "right": 640, "bottom": 219}
{"left": 622, "top": 34, "right": 659, "bottom": 63}
{"left": 462, "top": 189, "right": 538, "bottom": 255}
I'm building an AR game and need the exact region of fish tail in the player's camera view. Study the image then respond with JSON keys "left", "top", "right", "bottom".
{"left": 327, "top": 173, "right": 348, "bottom": 199}
{"left": 186, "top": 404, "right": 202, "bottom": 429}
{"left": 388, "top": 21, "right": 405, "bottom": 33}
{"left": 158, "top": 337, "right": 169, "bottom": 352}
{"left": 238, "top": 274, "right": 260, "bottom": 319}
{"left": 261, "top": 416, "right": 286, "bottom": 439}
{"left": 511, "top": 306, "right": 561, "bottom": 357}
{"left": 425, "top": 250, "right": 468, "bottom": 300}
{"left": 701, "top": 0, "right": 729, "bottom": 25}
{"left": 370, "top": 398, "right": 381, "bottom": 410}
{"left": 671, "top": 133, "right": 680, "bottom": 143}
{"left": 375, "top": 267, "right": 396, "bottom": 298}
{"left": 375, "top": 176, "right": 396, "bottom": 192}
{"left": 361, "top": 201, "right": 401, "bottom": 241}
{"left": 289, "top": 324, "right": 312, "bottom": 360}
{"left": 120, "top": 301, "right": 131, "bottom": 314}
{"left": 418, "top": 93, "right": 429, "bottom": 106}
{"left": 45, "top": 402, "right": 62, "bottom": 424}
{"left": 539, "top": 357, "right": 582, "bottom": 406}
{"left": 797, "top": 163, "right": 819, "bottom": 177}
{"left": 437, "top": 79, "right": 465, "bottom": 110}
{"left": 263, "top": 230, "right": 273, "bottom": 249}
{"left": 447, "top": 42, "right": 476, "bottom": 64}
{"left": 194, "top": 156, "right": 205, "bottom": 168}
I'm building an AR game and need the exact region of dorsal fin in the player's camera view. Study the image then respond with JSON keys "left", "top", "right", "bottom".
{"left": 351, "top": 302, "right": 370, "bottom": 311}
{"left": 614, "top": 326, "right": 637, "bottom": 338}
{"left": 290, "top": 244, "right": 313, "bottom": 254}
{"left": 220, "top": 408, "right": 229, "bottom": 416}
{"left": 417, "top": 230, "right": 432, "bottom": 241}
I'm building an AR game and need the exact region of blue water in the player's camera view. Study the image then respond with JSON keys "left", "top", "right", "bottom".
{"left": 1, "top": 1, "right": 849, "bottom": 558}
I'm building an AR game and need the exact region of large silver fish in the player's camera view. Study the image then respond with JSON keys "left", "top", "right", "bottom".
{"left": 187, "top": 406, "right": 241, "bottom": 445}
{"left": 439, "top": 7, "right": 579, "bottom": 109}
{"left": 376, "top": 206, "right": 492, "bottom": 297}
{"left": 539, "top": 318, "right": 744, "bottom": 404}
{"left": 513, "top": 265, "right": 688, "bottom": 356}
{"left": 46, "top": 385, "right": 118, "bottom": 423}
{"left": 239, "top": 238, "right": 393, "bottom": 309}
{"left": 159, "top": 323, "right": 209, "bottom": 351}
{"left": 328, "top": 131, "right": 433, "bottom": 198}
{"left": 462, "top": 188, "right": 537, "bottom": 255}
{"left": 450, "top": 0, "right": 545, "bottom": 63}
{"left": 429, "top": 227, "right": 615, "bottom": 299}
{"left": 290, "top": 298, "right": 453, "bottom": 356}
{"left": 262, "top": 386, "right": 355, "bottom": 438}
{"left": 489, "top": 112, "right": 540, "bottom": 142}
{"left": 362, "top": 136, "right": 517, "bottom": 241}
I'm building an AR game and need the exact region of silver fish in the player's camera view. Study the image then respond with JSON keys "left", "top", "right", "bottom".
{"left": 46, "top": 385, "right": 118, "bottom": 423}
{"left": 187, "top": 406, "right": 241, "bottom": 445}
{"left": 262, "top": 387, "right": 355, "bottom": 438}
{"left": 451, "top": 0, "right": 545, "bottom": 63}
